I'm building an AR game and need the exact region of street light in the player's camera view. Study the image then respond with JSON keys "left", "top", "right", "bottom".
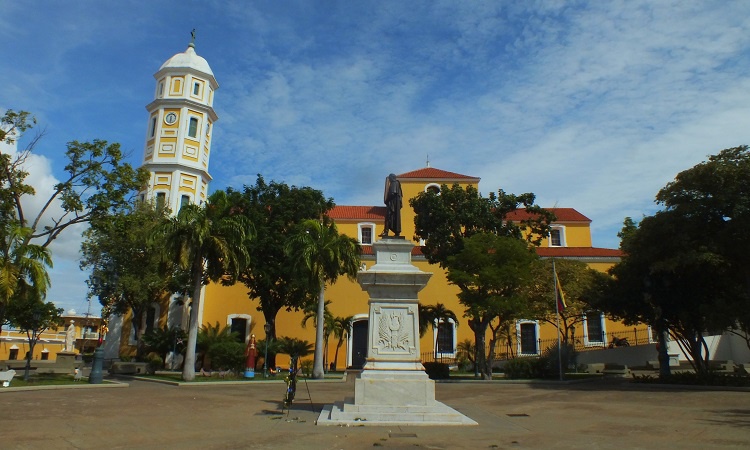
{"left": 263, "top": 321, "right": 272, "bottom": 378}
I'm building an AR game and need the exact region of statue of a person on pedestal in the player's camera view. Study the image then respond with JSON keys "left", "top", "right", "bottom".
{"left": 381, "top": 173, "right": 402, "bottom": 237}
{"left": 65, "top": 321, "right": 76, "bottom": 353}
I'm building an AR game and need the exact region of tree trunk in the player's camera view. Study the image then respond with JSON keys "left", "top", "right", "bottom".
{"left": 312, "top": 284, "right": 326, "bottom": 379}
{"left": 24, "top": 334, "right": 36, "bottom": 381}
{"left": 182, "top": 258, "right": 204, "bottom": 381}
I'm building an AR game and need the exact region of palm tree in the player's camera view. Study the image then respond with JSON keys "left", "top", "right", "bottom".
{"left": 0, "top": 225, "right": 52, "bottom": 336}
{"left": 196, "top": 322, "right": 237, "bottom": 371}
{"left": 285, "top": 219, "right": 360, "bottom": 379}
{"left": 420, "top": 303, "right": 458, "bottom": 359}
{"left": 154, "top": 191, "right": 252, "bottom": 381}
{"left": 301, "top": 300, "right": 334, "bottom": 371}
{"left": 330, "top": 315, "right": 353, "bottom": 371}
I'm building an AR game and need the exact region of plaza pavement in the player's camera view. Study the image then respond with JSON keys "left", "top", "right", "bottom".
{"left": 1, "top": 376, "right": 749, "bottom": 449}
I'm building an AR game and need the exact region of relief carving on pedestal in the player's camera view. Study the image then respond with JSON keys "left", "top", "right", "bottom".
{"left": 375, "top": 308, "right": 412, "bottom": 353}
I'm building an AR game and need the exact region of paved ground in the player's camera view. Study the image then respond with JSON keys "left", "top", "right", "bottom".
{"left": 1, "top": 377, "right": 749, "bottom": 449}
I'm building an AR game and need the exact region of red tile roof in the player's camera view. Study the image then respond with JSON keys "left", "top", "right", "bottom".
{"left": 506, "top": 207, "right": 591, "bottom": 223}
{"left": 328, "top": 205, "right": 385, "bottom": 220}
{"left": 397, "top": 167, "right": 479, "bottom": 181}
{"left": 535, "top": 247, "right": 622, "bottom": 258}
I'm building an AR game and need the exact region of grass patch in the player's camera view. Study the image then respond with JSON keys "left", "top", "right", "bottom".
{"left": 632, "top": 371, "right": 750, "bottom": 387}
{"left": 5, "top": 373, "right": 81, "bottom": 387}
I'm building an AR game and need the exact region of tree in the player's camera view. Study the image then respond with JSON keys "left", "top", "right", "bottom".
{"left": 6, "top": 290, "right": 62, "bottom": 381}
{"left": 154, "top": 190, "right": 252, "bottom": 381}
{"left": 0, "top": 110, "right": 149, "bottom": 249}
{"left": 330, "top": 315, "right": 353, "bottom": 371}
{"left": 142, "top": 326, "right": 187, "bottom": 370}
{"left": 411, "top": 184, "right": 553, "bottom": 378}
{"left": 411, "top": 184, "right": 555, "bottom": 269}
{"left": 80, "top": 201, "right": 172, "bottom": 358}
{"left": 525, "top": 258, "right": 610, "bottom": 344}
{"left": 225, "top": 176, "right": 334, "bottom": 368}
{"left": 0, "top": 225, "right": 52, "bottom": 336}
{"left": 419, "top": 303, "right": 458, "bottom": 358}
{"left": 447, "top": 233, "right": 538, "bottom": 378}
{"left": 300, "top": 299, "right": 334, "bottom": 371}
{"left": 285, "top": 219, "right": 360, "bottom": 379}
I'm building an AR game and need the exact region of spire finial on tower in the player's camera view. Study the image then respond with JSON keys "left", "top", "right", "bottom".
{"left": 189, "top": 28, "right": 196, "bottom": 48}
{"left": 426, "top": 154, "right": 430, "bottom": 168}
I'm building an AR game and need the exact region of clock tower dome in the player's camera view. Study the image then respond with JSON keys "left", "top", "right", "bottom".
{"left": 141, "top": 34, "right": 218, "bottom": 212}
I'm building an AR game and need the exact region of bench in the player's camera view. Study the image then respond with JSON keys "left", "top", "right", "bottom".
{"left": 0, "top": 369, "right": 16, "bottom": 387}
{"left": 602, "top": 363, "right": 630, "bottom": 377}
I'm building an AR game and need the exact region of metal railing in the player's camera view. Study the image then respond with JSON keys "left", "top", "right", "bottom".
{"left": 420, "top": 327, "right": 653, "bottom": 364}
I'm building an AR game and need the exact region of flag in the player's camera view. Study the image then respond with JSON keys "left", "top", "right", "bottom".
{"left": 554, "top": 267, "right": 567, "bottom": 312}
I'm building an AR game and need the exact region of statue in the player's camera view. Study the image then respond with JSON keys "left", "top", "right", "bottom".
{"left": 65, "top": 321, "right": 76, "bottom": 353}
{"left": 381, "top": 173, "right": 403, "bottom": 237}
{"left": 245, "top": 334, "right": 257, "bottom": 375}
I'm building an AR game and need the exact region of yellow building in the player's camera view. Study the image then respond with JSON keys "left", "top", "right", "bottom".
{"left": 115, "top": 41, "right": 638, "bottom": 370}
{"left": 0, "top": 313, "right": 103, "bottom": 362}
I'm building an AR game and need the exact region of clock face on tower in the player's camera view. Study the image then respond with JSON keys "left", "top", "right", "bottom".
{"left": 164, "top": 112, "right": 178, "bottom": 125}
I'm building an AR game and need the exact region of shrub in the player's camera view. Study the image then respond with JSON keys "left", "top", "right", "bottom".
{"left": 207, "top": 341, "right": 245, "bottom": 373}
{"left": 300, "top": 359, "right": 313, "bottom": 377}
{"left": 145, "top": 352, "right": 163, "bottom": 374}
{"left": 503, "top": 357, "right": 538, "bottom": 379}
{"left": 423, "top": 362, "right": 450, "bottom": 379}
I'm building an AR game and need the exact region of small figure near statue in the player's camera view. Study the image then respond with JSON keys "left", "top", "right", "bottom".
{"left": 381, "top": 173, "right": 403, "bottom": 238}
{"left": 64, "top": 321, "right": 76, "bottom": 353}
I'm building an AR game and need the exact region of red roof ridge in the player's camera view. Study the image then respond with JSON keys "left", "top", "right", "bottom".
{"left": 397, "top": 167, "right": 479, "bottom": 181}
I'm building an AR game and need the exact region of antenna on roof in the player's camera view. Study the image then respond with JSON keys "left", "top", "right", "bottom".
{"left": 426, "top": 154, "right": 430, "bottom": 168}
{"left": 189, "top": 29, "right": 196, "bottom": 48}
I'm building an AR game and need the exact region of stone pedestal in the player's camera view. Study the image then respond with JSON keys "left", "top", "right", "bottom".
{"left": 317, "top": 238, "right": 476, "bottom": 426}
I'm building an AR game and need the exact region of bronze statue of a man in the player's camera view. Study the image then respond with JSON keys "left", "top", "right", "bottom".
{"left": 381, "top": 173, "right": 403, "bottom": 237}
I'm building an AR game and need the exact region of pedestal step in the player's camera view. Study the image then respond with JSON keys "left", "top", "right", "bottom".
{"left": 317, "top": 401, "right": 477, "bottom": 426}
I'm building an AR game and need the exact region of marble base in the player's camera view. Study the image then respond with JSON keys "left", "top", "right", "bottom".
{"left": 317, "top": 370, "right": 477, "bottom": 426}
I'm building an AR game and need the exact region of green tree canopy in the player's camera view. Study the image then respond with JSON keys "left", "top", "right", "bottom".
{"left": 224, "top": 176, "right": 334, "bottom": 362}
{"left": 447, "top": 233, "right": 538, "bottom": 378}
{"left": 154, "top": 190, "right": 252, "bottom": 381}
{"left": 80, "top": 201, "right": 172, "bottom": 358}
{"left": 285, "top": 218, "right": 360, "bottom": 379}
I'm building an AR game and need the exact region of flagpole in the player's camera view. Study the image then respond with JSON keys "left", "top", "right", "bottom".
{"left": 553, "top": 259, "right": 563, "bottom": 381}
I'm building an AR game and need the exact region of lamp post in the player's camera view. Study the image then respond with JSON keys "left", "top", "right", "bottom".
{"left": 263, "top": 322, "right": 272, "bottom": 378}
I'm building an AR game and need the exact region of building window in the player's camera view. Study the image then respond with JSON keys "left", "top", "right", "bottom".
{"left": 193, "top": 82, "right": 201, "bottom": 96}
{"left": 9, "top": 348, "right": 18, "bottom": 360}
{"left": 517, "top": 321, "right": 539, "bottom": 355}
{"left": 358, "top": 223, "right": 375, "bottom": 245}
{"left": 158, "top": 82, "right": 164, "bottom": 98}
{"left": 435, "top": 319, "right": 456, "bottom": 356}
{"left": 41, "top": 350, "right": 49, "bottom": 360}
{"left": 425, "top": 183, "right": 441, "bottom": 194}
{"left": 149, "top": 117, "right": 157, "bottom": 138}
{"left": 228, "top": 314, "right": 252, "bottom": 344}
{"left": 549, "top": 226, "right": 565, "bottom": 247}
{"left": 180, "top": 195, "right": 190, "bottom": 210}
{"left": 584, "top": 311, "right": 606, "bottom": 346}
{"left": 188, "top": 117, "right": 199, "bottom": 138}
{"left": 156, "top": 192, "right": 166, "bottom": 210}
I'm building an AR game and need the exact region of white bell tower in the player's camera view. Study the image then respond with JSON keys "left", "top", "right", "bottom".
{"left": 140, "top": 33, "right": 218, "bottom": 212}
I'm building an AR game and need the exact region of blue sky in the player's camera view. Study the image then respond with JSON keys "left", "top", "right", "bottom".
{"left": 2, "top": 1, "right": 750, "bottom": 314}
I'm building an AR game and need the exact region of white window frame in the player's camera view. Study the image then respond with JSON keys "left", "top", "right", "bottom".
{"left": 433, "top": 318, "right": 457, "bottom": 357}
{"left": 583, "top": 311, "right": 607, "bottom": 347}
{"left": 549, "top": 225, "right": 566, "bottom": 247}
{"left": 227, "top": 314, "right": 252, "bottom": 344}
{"left": 187, "top": 116, "right": 200, "bottom": 139}
{"left": 358, "top": 223, "right": 376, "bottom": 245}
{"left": 424, "top": 183, "right": 441, "bottom": 194}
{"left": 516, "top": 320, "right": 541, "bottom": 356}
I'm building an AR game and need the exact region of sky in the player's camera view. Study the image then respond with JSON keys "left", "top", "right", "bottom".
{"left": 2, "top": 1, "right": 750, "bottom": 315}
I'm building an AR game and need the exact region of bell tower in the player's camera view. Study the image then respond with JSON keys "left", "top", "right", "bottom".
{"left": 141, "top": 33, "right": 218, "bottom": 212}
